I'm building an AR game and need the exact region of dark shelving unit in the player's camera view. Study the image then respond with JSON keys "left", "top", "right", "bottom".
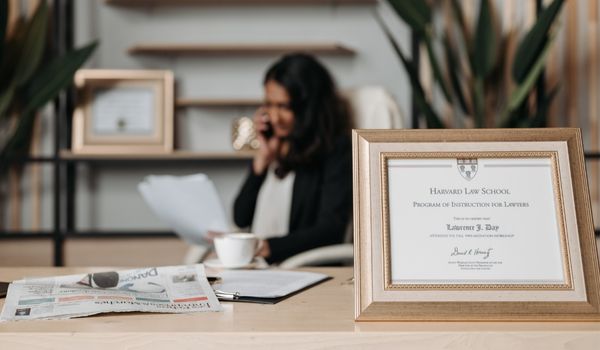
{"left": 0, "top": 1, "right": 181, "bottom": 266}
{"left": 0, "top": 0, "right": 71, "bottom": 265}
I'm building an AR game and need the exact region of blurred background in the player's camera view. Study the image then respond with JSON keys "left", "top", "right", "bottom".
{"left": 1, "top": 0, "right": 599, "bottom": 267}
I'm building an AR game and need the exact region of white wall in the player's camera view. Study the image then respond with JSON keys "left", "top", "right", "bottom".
{"left": 69, "top": 0, "right": 411, "bottom": 231}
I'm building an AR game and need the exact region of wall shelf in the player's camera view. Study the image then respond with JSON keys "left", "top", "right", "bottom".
{"left": 60, "top": 150, "right": 255, "bottom": 161}
{"left": 107, "top": 0, "right": 377, "bottom": 6}
{"left": 176, "top": 98, "right": 261, "bottom": 108}
{"left": 0, "top": 232, "right": 55, "bottom": 239}
{"left": 65, "top": 231, "right": 177, "bottom": 238}
{"left": 0, "top": 231, "right": 178, "bottom": 239}
{"left": 128, "top": 43, "right": 355, "bottom": 56}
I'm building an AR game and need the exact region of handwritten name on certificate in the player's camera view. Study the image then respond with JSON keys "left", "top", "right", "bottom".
{"left": 386, "top": 157, "right": 565, "bottom": 285}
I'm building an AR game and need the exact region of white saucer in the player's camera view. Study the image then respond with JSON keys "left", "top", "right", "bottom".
{"left": 203, "top": 258, "right": 258, "bottom": 270}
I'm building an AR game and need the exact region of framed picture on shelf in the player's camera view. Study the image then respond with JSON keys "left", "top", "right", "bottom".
{"left": 352, "top": 128, "right": 600, "bottom": 321}
{"left": 71, "top": 69, "right": 174, "bottom": 154}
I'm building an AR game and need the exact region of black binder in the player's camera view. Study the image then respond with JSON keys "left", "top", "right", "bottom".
{"left": 0, "top": 281, "right": 9, "bottom": 298}
{"left": 212, "top": 270, "right": 331, "bottom": 304}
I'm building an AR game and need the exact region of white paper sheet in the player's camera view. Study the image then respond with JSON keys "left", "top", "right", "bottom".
{"left": 213, "top": 270, "right": 329, "bottom": 299}
{"left": 387, "top": 157, "right": 565, "bottom": 284}
{"left": 138, "top": 174, "right": 230, "bottom": 245}
{"left": 92, "top": 87, "right": 155, "bottom": 135}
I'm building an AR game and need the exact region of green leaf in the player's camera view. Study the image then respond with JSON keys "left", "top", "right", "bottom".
{"left": 5, "top": 110, "right": 35, "bottom": 153}
{"left": 398, "top": 50, "right": 444, "bottom": 128}
{"left": 375, "top": 11, "right": 444, "bottom": 128}
{"left": 0, "top": 110, "right": 35, "bottom": 176}
{"left": 0, "top": 85, "right": 14, "bottom": 117}
{"left": 387, "top": 0, "right": 431, "bottom": 34}
{"left": 24, "top": 41, "right": 98, "bottom": 115}
{"left": 472, "top": 77, "right": 485, "bottom": 127}
{"left": 0, "top": 18, "right": 26, "bottom": 89}
{"left": 378, "top": 10, "right": 444, "bottom": 128}
{"left": 1, "top": 41, "right": 98, "bottom": 175}
{"left": 414, "top": 84, "right": 445, "bottom": 128}
{"left": 507, "top": 39, "right": 553, "bottom": 111}
{"left": 13, "top": 1, "right": 48, "bottom": 87}
{"left": 529, "top": 85, "right": 559, "bottom": 127}
{"left": 424, "top": 38, "right": 452, "bottom": 103}
{"left": 473, "top": 0, "right": 496, "bottom": 78}
{"left": 499, "top": 35, "right": 555, "bottom": 126}
{"left": 404, "top": 0, "right": 430, "bottom": 24}
{"left": 501, "top": 99, "right": 530, "bottom": 128}
{"left": 450, "top": 0, "right": 467, "bottom": 36}
{"left": 512, "top": 0, "right": 564, "bottom": 83}
{"left": 0, "top": 0, "right": 7, "bottom": 61}
{"left": 443, "top": 35, "right": 469, "bottom": 114}
{"left": 450, "top": 0, "right": 474, "bottom": 70}
{"left": 389, "top": 0, "right": 451, "bottom": 103}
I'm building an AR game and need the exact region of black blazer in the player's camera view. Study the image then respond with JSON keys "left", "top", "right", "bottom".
{"left": 233, "top": 136, "right": 352, "bottom": 263}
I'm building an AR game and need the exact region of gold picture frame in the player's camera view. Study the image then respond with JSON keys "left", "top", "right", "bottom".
{"left": 353, "top": 128, "right": 600, "bottom": 321}
{"left": 71, "top": 69, "right": 174, "bottom": 154}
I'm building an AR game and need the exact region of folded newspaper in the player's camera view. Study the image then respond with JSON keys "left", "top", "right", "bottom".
{"left": 0, "top": 265, "right": 222, "bottom": 321}
{"left": 138, "top": 174, "right": 230, "bottom": 245}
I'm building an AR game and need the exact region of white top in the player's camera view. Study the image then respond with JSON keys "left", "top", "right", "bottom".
{"left": 251, "top": 165, "right": 295, "bottom": 239}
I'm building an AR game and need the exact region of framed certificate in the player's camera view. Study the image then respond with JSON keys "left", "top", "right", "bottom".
{"left": 353, "top": 128, "right": 600, "bottom": 321}
{"left": 71, "top": 69, "right": 174, "bottom": 154}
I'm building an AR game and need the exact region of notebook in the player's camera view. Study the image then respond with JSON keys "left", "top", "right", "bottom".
{"left": 212, "top": 270, "right": 331, "bottom": 304}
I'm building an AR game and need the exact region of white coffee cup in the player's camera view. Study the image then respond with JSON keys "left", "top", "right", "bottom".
{"left": 213, "top": 233, "right": 260, "bottom": 268}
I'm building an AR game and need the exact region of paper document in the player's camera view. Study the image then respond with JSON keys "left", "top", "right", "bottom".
{"left": 213, "top": 270, "right": 330, "bottom": 304}
{"left": 138, "top": 174, "right": 230, "bottom": 245}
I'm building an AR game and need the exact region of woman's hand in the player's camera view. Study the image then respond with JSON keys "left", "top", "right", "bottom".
{"left": 205, "top": 230, "right": 225, "bottom": 243}
{"left": 252, "top": 108, "right": 280, "bottom": 175}
{"left": 256, "top": 239, "right": 271, "bottom": 258}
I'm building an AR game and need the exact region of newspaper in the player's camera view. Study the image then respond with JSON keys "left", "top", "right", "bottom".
{"left": 0, "top": 264, "right": 222, "bottom": 321}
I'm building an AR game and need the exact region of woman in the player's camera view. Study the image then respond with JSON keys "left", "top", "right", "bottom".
{"left": 234, "top": 53, "right": 353, "bottom": 264}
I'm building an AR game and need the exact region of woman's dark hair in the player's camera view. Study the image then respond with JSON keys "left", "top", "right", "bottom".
{"left": 264, "top": 53, "right": 352, "bottom": 174}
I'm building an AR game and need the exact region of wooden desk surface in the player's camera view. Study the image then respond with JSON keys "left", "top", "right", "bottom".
{"left": 1, "top": 267, "right": 599, "bottom": 349}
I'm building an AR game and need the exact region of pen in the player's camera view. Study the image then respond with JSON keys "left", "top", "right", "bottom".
{"left": 214, "top": 290, "right": 240, "bottom": 300}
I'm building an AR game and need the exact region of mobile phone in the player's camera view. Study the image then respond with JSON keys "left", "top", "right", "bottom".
{"left": 261, "top": 120, "right": 274, "bottom": 139}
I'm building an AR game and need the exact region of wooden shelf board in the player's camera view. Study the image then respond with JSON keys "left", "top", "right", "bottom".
{"left": 107, "top": 0, "right": 377, "bottom": 6}
{"left": 128, "top": 43, "right": 355, "bottom": 56}
{"left": 176, "top": 98, "right": 262, "bottom": 108}
{"left": 60, "top": 150, "right": 255, "bottom": 161}
{"left": 65, "top": 231, "right": 177, "bottom": 238}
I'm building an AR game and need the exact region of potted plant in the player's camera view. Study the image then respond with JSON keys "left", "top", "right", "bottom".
{"left": 381, "top": 0, "right": 564, "bottom": 128}
{"left": 0, "top": 0, "right": 97, "bottom": 176}
{"left": 0, "top": 0, "right": 97, "bottom": 229}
